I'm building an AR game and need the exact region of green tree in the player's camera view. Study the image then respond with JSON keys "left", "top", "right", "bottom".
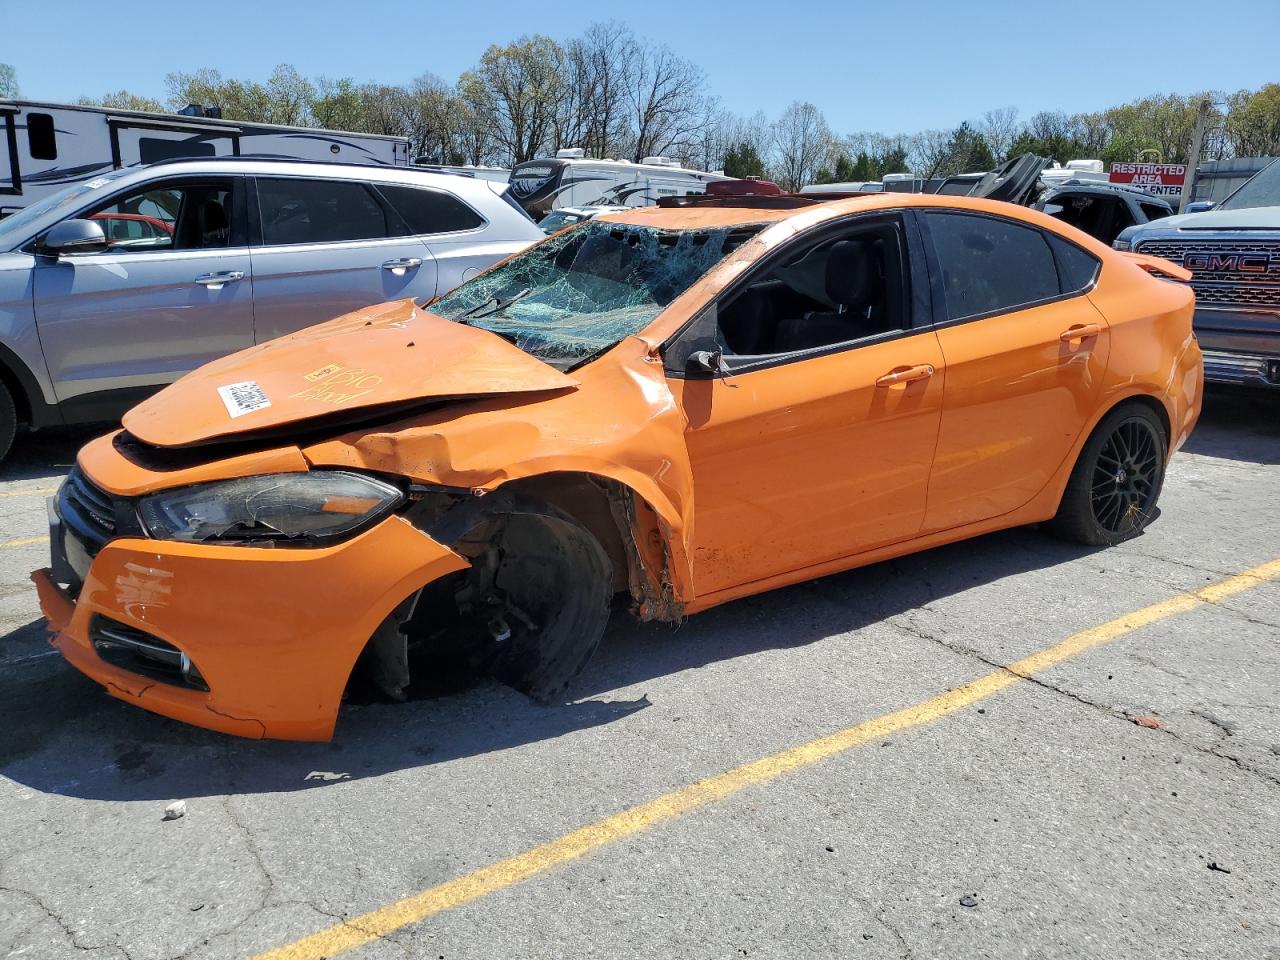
{"left": 1226, "top": 84, "right": 1280, "bottom": 157}
{"left": 78, "top": 91, "right": 167, "bottom": 113}
{"left": 934, "top": 122, "right": 995, "bottom": 177}
{"left": 723, "top": 140, "right": 765, "bottom": 178}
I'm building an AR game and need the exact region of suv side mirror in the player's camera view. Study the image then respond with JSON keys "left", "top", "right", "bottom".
{"left": 1184, "top": 201, "right": 1216, "bottom": 215}
{"left": 43, "top": 219, "right": 108, "bottom": 255}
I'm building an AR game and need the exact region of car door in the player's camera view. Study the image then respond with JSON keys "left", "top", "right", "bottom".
{"left": 32, "top": 175, "right": 254, "bottom": 407}
{"left": 918, "top": 209, "right": 1109, "bottom": 533}
{"left": 664, "top": 213, "right": 946, "bottom": 597}
{"left": 372, "top": 181, "right": 519, "bottom": 294}
{"left": 248, "top": 176, "right": 438, "bottom": 341}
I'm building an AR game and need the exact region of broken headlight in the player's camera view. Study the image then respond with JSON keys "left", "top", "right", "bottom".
{"left": 137, "top": 472, "right": 405, "bottom": 546}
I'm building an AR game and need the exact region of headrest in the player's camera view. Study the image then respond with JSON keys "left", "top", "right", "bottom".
{"left": 825, "top": 239, "right": 877, "bottom": 306}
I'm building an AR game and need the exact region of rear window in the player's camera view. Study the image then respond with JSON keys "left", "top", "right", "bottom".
{"left": 257, "top": 178, "right": 392, "bottom": 245}
{"left": 379, "top": 184, "right": 485, "bottom": 235}
{"left": 926, "top": 212, "right": 1061, "bottom": 321}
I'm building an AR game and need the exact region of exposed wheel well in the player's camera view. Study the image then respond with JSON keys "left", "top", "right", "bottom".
{"left": 0, "top": 355, "right": 32, "bottom": 425}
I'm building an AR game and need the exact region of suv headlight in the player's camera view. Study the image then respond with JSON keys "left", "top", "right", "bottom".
{"left": 138, "top": 471, "right": 405, "bottom": 546}
{"left": 1113, "top": 226, "right": 1138, "bottom": 252}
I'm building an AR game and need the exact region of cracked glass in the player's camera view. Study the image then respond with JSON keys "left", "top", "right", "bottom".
{"left": 429, "top": 220, "right": 757, "bottom": 367}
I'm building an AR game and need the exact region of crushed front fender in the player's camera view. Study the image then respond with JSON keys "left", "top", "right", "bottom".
{"left": 34, "top": 515, "right": 468, "bottom": 741}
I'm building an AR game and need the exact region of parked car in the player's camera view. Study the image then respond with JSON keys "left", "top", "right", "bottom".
{"left": 1114, "top": 158, "right": 1280, "bottom": 389}
{"left": 536, "top": 205, "right": 630, "bottom": 234}
{"left": 0, "top": 157, "right": 543, "bottom": 461}
{"left": 35, "top": 190, "right": 1201, "bottom": 741}
{"left": 1034, "top": 180, "right": 1174, "bottom": 247}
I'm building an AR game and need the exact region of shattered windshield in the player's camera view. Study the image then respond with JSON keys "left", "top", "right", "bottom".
{"left": 430, "top": 220, "right": 756, "bottom": 366}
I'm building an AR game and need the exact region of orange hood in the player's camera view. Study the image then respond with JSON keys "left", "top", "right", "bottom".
{"left": 123, "top": 300, "right": 577, "bottom": 448}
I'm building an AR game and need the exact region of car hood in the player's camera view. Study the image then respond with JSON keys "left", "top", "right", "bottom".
{"left": 123, "top": 299, "right": 578, "bottom": 448}
{"left": 1141, "top": 206, "right": 1280, "bottom": 231}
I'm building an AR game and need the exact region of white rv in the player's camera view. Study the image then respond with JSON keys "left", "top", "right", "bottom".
{"left": 0, "top": 100, "right": 411, "bottom": 217}
{"left": 508, "top": 149, "right": 730, "bottom": 217}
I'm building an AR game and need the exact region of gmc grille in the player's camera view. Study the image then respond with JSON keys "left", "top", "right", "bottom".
{"left": 1135, "top": 238, "right": 1280, "bottom": 311}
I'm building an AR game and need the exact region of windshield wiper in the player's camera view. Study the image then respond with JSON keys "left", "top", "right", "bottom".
{"left": 460, "top": 287, "right": 532, "bottom": 320}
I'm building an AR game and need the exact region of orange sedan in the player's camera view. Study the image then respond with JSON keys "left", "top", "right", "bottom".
{"left": 33, "top": 191, "right": 1202, "bottom": 740}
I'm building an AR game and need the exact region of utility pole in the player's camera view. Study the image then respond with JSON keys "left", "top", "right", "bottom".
{"left": 1180, "top": 98, "right": 1212, "bottom": 213}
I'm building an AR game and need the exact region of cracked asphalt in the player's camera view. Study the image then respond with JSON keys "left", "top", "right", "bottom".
{"left": 1, "top": 388, "right": 1279, "bottom": 960}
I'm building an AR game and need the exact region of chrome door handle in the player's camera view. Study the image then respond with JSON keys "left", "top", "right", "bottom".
{"left": 194, "top": 271, "right": 244, "bottom": 290}
{"left": 875, "top": 364, "right": 935, "bottom": 388}
{"left": 382, "top": 257, "right": 423, "bottom": 277}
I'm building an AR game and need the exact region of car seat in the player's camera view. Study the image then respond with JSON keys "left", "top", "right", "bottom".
{"left": 773, "top": 239, "right": 884, "bottom": 351}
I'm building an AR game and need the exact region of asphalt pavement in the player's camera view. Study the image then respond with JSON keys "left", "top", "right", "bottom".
{"left": 1, "top": 388, "right": 1278, "bottom": 960}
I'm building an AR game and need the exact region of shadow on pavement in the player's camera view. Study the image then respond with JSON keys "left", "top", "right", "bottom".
{"left": 0, "top": 525, "right": 1094, "bottom": 802}
{"left": 0, "top": 425, "right": 108, "bottom": 483}
{"left": 1, "top": 385, "right": 1276, "bottom": 802}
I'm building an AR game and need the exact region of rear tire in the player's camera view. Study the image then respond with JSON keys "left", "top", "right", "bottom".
{"left": 0, "top": 381, "right": 16, "bottom": 465}
{"left": 1045, "top": 403, "right": 1168, "bottom": 546}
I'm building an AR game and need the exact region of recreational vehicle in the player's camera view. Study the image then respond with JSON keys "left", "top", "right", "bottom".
{"left": 508, "top": 149, "right": 729, "bottom": 217}
{"left": 0, "top": 100, "right": 411, "bottom": 217}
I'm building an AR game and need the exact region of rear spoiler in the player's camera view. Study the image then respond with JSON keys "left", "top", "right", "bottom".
{"left": 1119, "top": 251, "right": 1193, "bottom": 282}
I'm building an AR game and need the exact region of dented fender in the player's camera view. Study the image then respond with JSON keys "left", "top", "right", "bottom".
{"left": 35, "top": 516, "right": 468, "bottom": 741}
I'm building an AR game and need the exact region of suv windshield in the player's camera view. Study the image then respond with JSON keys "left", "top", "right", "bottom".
{"left": 0, "top": 171, "right": 129, "bottom": 248}
{"left": 430, "top": 219, "right": 758, "bottom": 366}
{"left": 1220, "top": 159, "right": 1280, "bottom": 211}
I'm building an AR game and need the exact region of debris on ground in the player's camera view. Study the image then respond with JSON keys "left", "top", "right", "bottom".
{"left": 959, "top": 894, "right": 978, "bottom": 908}
{"left": 162, "top": 800, "right": 186, "bottom": 821}
{"left": 304, "top": 771, "right": 351, "bottom": 782}
{"left": 1207, "top": 862, "right": 1232, "bottom": 874}
{"left": 1133, "top": 716, "right": 1161, "bottom": 730}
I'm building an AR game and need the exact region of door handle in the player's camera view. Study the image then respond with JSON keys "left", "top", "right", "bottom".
{"left": 382, "top": 257, "right": 423, "bottom": 277}
{"left": 194, "top": 271, "right": 244, "bottom": 290}
{"left": 875, "top": 364, "right": 935, "bottom": 388}
{"left": 1059, "top": 322, "right": 1101, "bottom": 342}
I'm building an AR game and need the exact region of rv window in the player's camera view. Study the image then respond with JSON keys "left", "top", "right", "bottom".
{"left": 257, "top": 178, "right": 392, "bottom": 246}
{"left": 138, "top": 137, "right": 217, "bottom": 164}
{"left": 27, "top": 113, "right": 56, "bottom": 161}
{"left": 378, "top": 184, "right": 485, "bottom": 234}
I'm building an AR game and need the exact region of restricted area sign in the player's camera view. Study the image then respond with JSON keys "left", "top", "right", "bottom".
{"left": 1108, "top": 162, "right": 1188, "bottom": 198}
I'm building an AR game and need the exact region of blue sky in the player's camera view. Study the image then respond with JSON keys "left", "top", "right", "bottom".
{"left": 6, "top": 0, "right": 1279, "bottom": 135}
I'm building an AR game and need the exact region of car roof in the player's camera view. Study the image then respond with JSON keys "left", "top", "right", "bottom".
{"left": 110, "top": 157, "right": 506, "bottom": 200}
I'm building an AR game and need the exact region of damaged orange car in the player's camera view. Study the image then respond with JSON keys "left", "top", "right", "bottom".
{"left": 33, "top": 188, "right": 1202, "bottom": 741}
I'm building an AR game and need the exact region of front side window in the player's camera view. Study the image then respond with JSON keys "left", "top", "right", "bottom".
{"left": 925, "top": 212, "right": 1060, "bottom": 321}
{"left": 257, "top": 178, "right": 391, "bottom": 246}
{"left": 430, "top": 220, "right": 757, "bottom": 367}
{"left": 379, "top": 184, "right": 484, "bottom": 235}
{"left": 712, "top": 218, "right": 910, "bottom": 359}
{"left": 87, "top": 181, "right": 233, "bottom": 252}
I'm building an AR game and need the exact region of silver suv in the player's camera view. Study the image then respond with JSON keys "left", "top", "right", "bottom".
{"left": 0, "top": 158, "right": 541, "bottom": 461}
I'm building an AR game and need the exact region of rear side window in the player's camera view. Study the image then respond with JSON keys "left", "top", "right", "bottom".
{"left": 1047, "top": 234, "right": 1100, "bottom": 294}
{"left": 257, "top": 178, "right": 392, "bottom": 246}
{"left": 27, "top": 113, "right": 56, "bottom": 161}
{"left": 925, "top": 212, "right": 1060, "bottom": 321}
{"left": 1140, "top": 202, "right": 1171, "bottom": 222}
{"left": 379, "top": 184, "right": 484, "bottom": 234}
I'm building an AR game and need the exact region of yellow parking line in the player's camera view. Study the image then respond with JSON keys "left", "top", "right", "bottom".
{"left": 0, "top": 536, "right": 48, "bottom": 549}
{"left": 0, "top": 486, "right": 58, "bottom": 499}
{"left": 247, "top": 556, "right": 1278, "bottom": 960}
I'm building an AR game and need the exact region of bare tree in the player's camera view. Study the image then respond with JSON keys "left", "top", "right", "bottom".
{"left": 0, "top": 64, "right": 17, "bottom": 98}
{"left": 978, "top": 106, "right": 1020, "bottom": 162}
{"left": 469, "top": 35, "right": 566, "bottom": 164}
{"left": 770, "top": 101, "right": 832, "bottom": 190}
{"left": 907, "top": 128, "right": 950, "bottom": 177}
{"left": 626, "top": 44, "right": 707, "bottom": 162}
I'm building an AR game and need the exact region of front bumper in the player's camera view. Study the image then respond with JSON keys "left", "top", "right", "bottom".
{"left": 1193, "top": 306, "right": 1280, "bottom": 387}
{"left": 34, "top": 513, "right": 467, "bottom": 741}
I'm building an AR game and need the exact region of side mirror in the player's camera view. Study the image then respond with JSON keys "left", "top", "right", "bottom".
{"left": 42, "top": 218, "right": 108, "bottom": 255}
{"left": 1184, "top": 201, "right": 1216, "bottom": 215}
{"left": 687, "top": 348, "right": 728, "bottom": 377}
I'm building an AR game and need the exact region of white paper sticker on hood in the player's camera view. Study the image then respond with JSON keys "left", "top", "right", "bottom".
{"left": 217, "top": 381, "right": 272, "bottom": 418}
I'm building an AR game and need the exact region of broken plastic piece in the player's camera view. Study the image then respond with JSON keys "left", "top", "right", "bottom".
{"left": 162, "top": 800, "right": 186, "bottom": 821}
